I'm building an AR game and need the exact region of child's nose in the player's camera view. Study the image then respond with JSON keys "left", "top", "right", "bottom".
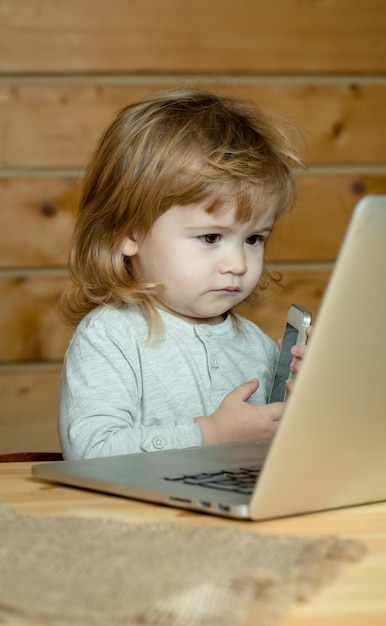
{"left": 219, "top": 249, "right": 247, "bottom": 275}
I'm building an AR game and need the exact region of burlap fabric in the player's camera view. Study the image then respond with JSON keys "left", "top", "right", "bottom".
{"left": 0, "top": 502, "right": 365, "bottom": 626}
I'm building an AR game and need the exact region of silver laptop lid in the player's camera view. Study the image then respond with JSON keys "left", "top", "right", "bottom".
{"left": 250, "top": 195, "right": 386, "bottom": 518}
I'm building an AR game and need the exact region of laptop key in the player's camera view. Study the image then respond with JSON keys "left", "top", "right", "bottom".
{"left": 164, "top": 466, "right": 261, "bottom": 494}
{"left": 164, "top": 471, "right": 224, "bottom": 481}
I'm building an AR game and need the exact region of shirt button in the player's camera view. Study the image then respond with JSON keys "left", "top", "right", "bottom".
{"left": 211, "top": 357, "right": 220, "bottom": 368}
{"left": 152, "top": 437, "right": 165, "bottom": 449}
{"left": 203, "top": 327, "right": 213, "bottom": 337}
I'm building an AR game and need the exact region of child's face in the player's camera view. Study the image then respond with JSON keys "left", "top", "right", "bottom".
{"left": 121, "top": 198, "right": 277, "bottom": 324}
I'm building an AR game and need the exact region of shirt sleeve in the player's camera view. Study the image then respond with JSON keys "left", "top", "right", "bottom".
{"left": 58, "top": 321, "right": 203, "bottom": 460}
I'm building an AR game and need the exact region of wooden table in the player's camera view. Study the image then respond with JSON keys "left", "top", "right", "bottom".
{"left": 1, "top": 462, "right": 385, "bottom": 626}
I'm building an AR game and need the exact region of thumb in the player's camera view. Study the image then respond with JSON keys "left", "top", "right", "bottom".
{"left": 231, "top": 378, "right": 260, "bottom": 402}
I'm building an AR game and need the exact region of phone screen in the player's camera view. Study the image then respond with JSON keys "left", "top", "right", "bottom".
{"left": 269, "top": 322, "right": 299, "bottom": 403}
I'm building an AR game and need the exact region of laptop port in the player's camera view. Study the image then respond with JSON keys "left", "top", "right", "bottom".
{"left": 199, "top": 501, "right": 211, "bottom": 509}
{"left": 217, "top": 504, "right": 230, "bottom": 513}
{"left": 168, "top": 496, "right": 192, "bottom": 504}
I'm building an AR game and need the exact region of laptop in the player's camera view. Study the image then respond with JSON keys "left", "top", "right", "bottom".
{"left": 32, "top": 195, "right": 386, "bottom": 520}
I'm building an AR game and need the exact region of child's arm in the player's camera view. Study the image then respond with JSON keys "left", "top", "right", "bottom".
{"left": 59, "top": 325, "right": 203, "bottom": 460}
{"left": 195, "top": 379, "right": 283, "bottom": 445}
{"left": 195, "top": 325, "right": 313, "bottom": 446}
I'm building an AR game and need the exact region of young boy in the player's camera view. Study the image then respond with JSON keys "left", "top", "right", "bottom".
{"left": 59, "top": 87, "right": 305, "bottom": 460}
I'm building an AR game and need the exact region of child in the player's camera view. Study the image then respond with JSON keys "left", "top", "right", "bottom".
{"left": 59, "top": 87, "right": 306, "bottom": 460}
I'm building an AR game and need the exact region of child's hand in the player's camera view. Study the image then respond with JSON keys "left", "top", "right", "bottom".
{"left": 286, "top": 325, "right": 313, "bottom": 394}
{"left": 195, "top": 379, "right": 284, "bottom": 446}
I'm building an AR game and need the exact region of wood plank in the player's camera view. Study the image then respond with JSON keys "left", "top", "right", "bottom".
{"left": 0, "top": 177, "right": 79, "bottom": 267}
{"left": 0, "top": 269, "right": 329, "bottom": 449}
{"left": 1, "top": 82, "right": 386, "bottom": 168}
{"left": 0, "top": 271, "right": 330, "bottom": 363}
{"left": 0, "top": 408, "right": 61, "bottom": 455}
{"left": 0, "top": 268, "right": 329, "bottom": 449}
{"left": 1, "top": 174, "right": 386, "bottom": 267}
{"left": 1, "top": 0, "right": 385, "bottom": 73}
{"left": 0, "top": 275, "right": 72, "bottom": 362}
{"left": 0, "top": 367, "right": 61, "bottom": 413}
{"left": 0, "top": 367, "right": 61, "bottom": 454}
{"left": 269, "top": 173, "right": 386, "bottom": 261}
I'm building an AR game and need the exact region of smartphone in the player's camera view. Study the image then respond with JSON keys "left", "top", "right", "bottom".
{"left": 268, "top": 304, "right": 312, "bottom": 403}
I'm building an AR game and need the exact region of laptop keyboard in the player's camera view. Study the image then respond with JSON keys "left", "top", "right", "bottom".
{"left": 164, "top": 465, "right": 261, "bottom": 495}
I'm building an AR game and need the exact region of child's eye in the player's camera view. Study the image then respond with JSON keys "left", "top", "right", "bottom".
{"left": 200, "top": 234, "right": 222, "bottom": 244}
{"left": 246, "top": 234, "right": 265, "bottom": 245}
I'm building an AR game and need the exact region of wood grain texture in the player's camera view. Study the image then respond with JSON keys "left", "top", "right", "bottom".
{"left": 1, "top": 0, "right": 385, "bottom": 73}
{"left": 1, "top": 367, "right": 60, "bottom": 413}
{"left": 0, "top": 407, "right": 61, "bottom": 454}
{"left": 0, "top": 177, "right": 78, "bottom": 267}
{"left": 0, "top": 367, "right": 61, "bottom": 454}
{"left": 1, "top": 82, "right": 386, "bottom": 168}
{"left": 0, "top": 270, "right": 330, "bottom": 363}
{"left": 2, "top": 174, "right": 386, "bottom": 267}
{"left": 269, "top": 173, "right": 386, "bottom": 261}
{"left": 0, "top": 275, "right": 72, "bottom": 362}
{"left": 0, "top": 267, "right": 329, "bottom": 448}
{"left": 1, "top": 0, "right": 385, "bottom": 451}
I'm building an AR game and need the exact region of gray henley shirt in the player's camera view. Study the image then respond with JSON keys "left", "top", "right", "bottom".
{"left": 59, "top": 305, "right": 278, "bottom": 460}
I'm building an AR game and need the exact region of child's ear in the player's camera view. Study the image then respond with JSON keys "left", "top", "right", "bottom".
{"left": 120, "top": 235, "right": 138, "bottom": 257}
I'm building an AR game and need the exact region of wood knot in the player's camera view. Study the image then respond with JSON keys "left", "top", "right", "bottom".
{"left": 351, "top": 179, "right": 367, "bottom": 196}
{"left": 41, "top": 201, "right": 58, "bottom": 217}
{"left": 332, "top": 122, "right": 344, "bottom": 139}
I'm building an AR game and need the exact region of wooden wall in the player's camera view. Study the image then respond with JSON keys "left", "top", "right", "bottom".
{"left": 1, "top": 0, "right": 386, "bottom": 453}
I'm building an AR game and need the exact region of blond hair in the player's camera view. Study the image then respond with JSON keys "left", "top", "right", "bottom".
{"left": 62, "top": 87, "right": 302, "bottom": 327}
